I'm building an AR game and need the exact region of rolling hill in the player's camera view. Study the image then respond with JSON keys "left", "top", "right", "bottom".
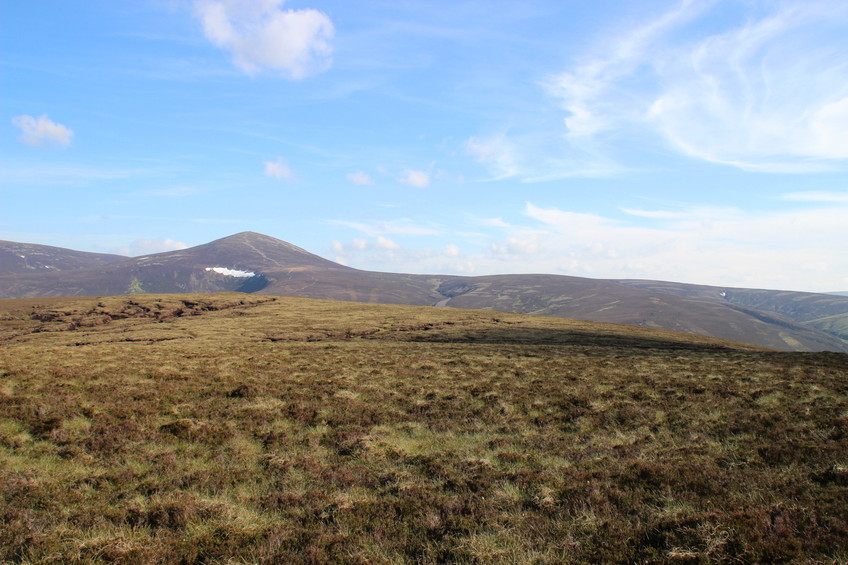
{"left": 617, "top": 279, "right": 848, "bottom": 344}
{"left": 1, "top": 231, "right": 847, "bottom": 352}
{"left": 0, "top": 240, "right": 125, "bottom": 276}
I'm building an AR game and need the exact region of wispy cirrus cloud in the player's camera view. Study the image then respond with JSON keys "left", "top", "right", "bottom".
{"left": 543, "top": 0, "right": 848, "bottom": 173}
{"left": 547, "top": 0, "right": 702, "bottom": 140}
{"left": 194, "top": 0, "right": 334, "bottom": 78}
{"left": 779, "top": 191, "right": 848, "bottom": 204}
{"left": 0, "top": 163, "right": 141, "bottom": 186}
{"left": 465, "top": 134, "right": 520, "bottom": 180}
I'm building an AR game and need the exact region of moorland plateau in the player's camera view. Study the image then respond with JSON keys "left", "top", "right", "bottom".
{"left": 1, "top": 293, "right": 846, "bottom": 563}
{"left": 2, "top": 232, "right": 848, "bottom": 352}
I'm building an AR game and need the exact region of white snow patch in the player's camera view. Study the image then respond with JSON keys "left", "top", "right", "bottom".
{"left": 205, "top": 267, "right": 256, "bottom": 278}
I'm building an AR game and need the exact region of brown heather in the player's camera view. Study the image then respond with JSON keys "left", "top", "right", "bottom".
{"left": 0, "top": 293, "right": 846, "bottom": 564}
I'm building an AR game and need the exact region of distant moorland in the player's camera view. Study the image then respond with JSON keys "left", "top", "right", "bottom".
{"left": 1, "top": 293, "right": 846, "bottom": 563}
{"left": 2, "top": 232, "right": 848, "bottom": 353}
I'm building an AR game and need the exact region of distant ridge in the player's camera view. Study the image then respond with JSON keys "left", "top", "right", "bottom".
{"left": 1, "top": 232, "right": 847, "bottom": 352}
{"left": 0, "top": 240, "right": 125, "bottom": 276}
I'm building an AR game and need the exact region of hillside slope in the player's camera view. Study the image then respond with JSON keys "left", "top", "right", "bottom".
{"left": 430, "top": 275, "right": 847, "bottom": 352}
{"left": 618, "top": 279, "right": 848, "bottom": 344}
{"left": 0, "top": 240, "right": 125, "bottom": 276}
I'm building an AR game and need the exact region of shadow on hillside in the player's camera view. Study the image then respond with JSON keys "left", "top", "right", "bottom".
{"left": 403, "top": 327, "right": 741, "bottom": 352}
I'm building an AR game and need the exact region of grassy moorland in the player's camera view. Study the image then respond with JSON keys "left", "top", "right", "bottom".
{"left": 0, "top": 293, "right": 846, "bottom": 564}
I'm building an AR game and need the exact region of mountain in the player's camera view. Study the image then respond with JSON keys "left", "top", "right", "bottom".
{"left": 425, "top": 275, "right": 848, "bottom": 352}
{"left": 1, "top": 231, "right": 847, "bottom": 352}
{"left": 0, "top": 240, "right": 125, "bottom": 276}
{"left": 0, "top": 232, "right": 347, "bottom": 298}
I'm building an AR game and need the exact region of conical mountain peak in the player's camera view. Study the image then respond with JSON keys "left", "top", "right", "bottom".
{"left": 194, "top": 232, "right": 346, "bottom": 271}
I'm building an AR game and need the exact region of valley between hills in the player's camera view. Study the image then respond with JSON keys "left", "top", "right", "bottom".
{"left": 2, "top": 231, "right": 848, "bottom": 352}
{"left": 0, "top": 293, "right": 846, "bottom": 563}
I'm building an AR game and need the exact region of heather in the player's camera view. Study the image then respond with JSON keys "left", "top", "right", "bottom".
{"left": 1, "top": 294, "right": 846, "bottom": 563}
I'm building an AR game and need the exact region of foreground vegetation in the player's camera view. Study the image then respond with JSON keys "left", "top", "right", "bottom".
{"left": 1, "top": 294, "right": 846, "bottom": 564}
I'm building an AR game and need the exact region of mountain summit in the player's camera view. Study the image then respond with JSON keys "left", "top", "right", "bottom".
{"left": 0, "top": 232, "right": 357, "bottom": 298}
{"left": 1, "top": 232, "right": 847, "bottom": 352}
{"left": 133, "top": 232, "right": 349, "bottom": 273}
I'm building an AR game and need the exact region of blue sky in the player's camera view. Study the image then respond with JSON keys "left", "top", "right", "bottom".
{"left": 3, "top": 0, "right": 847, "bottom": 292}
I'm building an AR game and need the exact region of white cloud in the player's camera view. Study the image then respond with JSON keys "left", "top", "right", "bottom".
{"left": 12, "top": 114, "right": 73, "bottom": 147}
{"left": 545, "top": 1, "right": 848, "bottom": 172}
{"left": 443, "top": 244, "right": 460, "bottom": 257}
{"left": 780, "top": 191, "right": 848, "bottom": 204}
{"left": 194, "top": 0, "right": 334, "bottom": 78}
{"left": 331, "top": 200, "right": 848, "bottom": 292}
{"left": 546, "top": 0, "right": 701, "bottom": 140}
{"left": 649, "top": 5, "right": 848, "bottom": 171}
{"left": 375, "top": 236, "right": 400, "bottom": 250}
{"left": 479, "top": 217, "right": 513, "bottom": 229}
{"left": 264, "top": 158, "right": 293, "bottom": 180}
{"left": 332, "top": 237, "right": 415, "bottom": 254}
{"left": 329, "top": 237, "right": 441, "bottom": 271}
{"left": 346, "top": 171, "right": 374, "bottom": 185}
{"left": 486, "top": 201, "right": 848, "bottom": 291}
{"left": 621, "top": 206, "right": 744, "bottom": 223}
{"left": 397, "top": 169, "right": 430, "bottom": 188}
{"left": 116, "top": 238, "right": 189, "bottom": 256}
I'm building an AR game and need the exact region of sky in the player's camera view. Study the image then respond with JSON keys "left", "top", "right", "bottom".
{"left": 2, "top": 0, "right": 848, "bottom": 292}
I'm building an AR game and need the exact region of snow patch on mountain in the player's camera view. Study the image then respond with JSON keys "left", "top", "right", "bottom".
{"left": 205, "top": 267, "right": 256, "bottom": 278}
